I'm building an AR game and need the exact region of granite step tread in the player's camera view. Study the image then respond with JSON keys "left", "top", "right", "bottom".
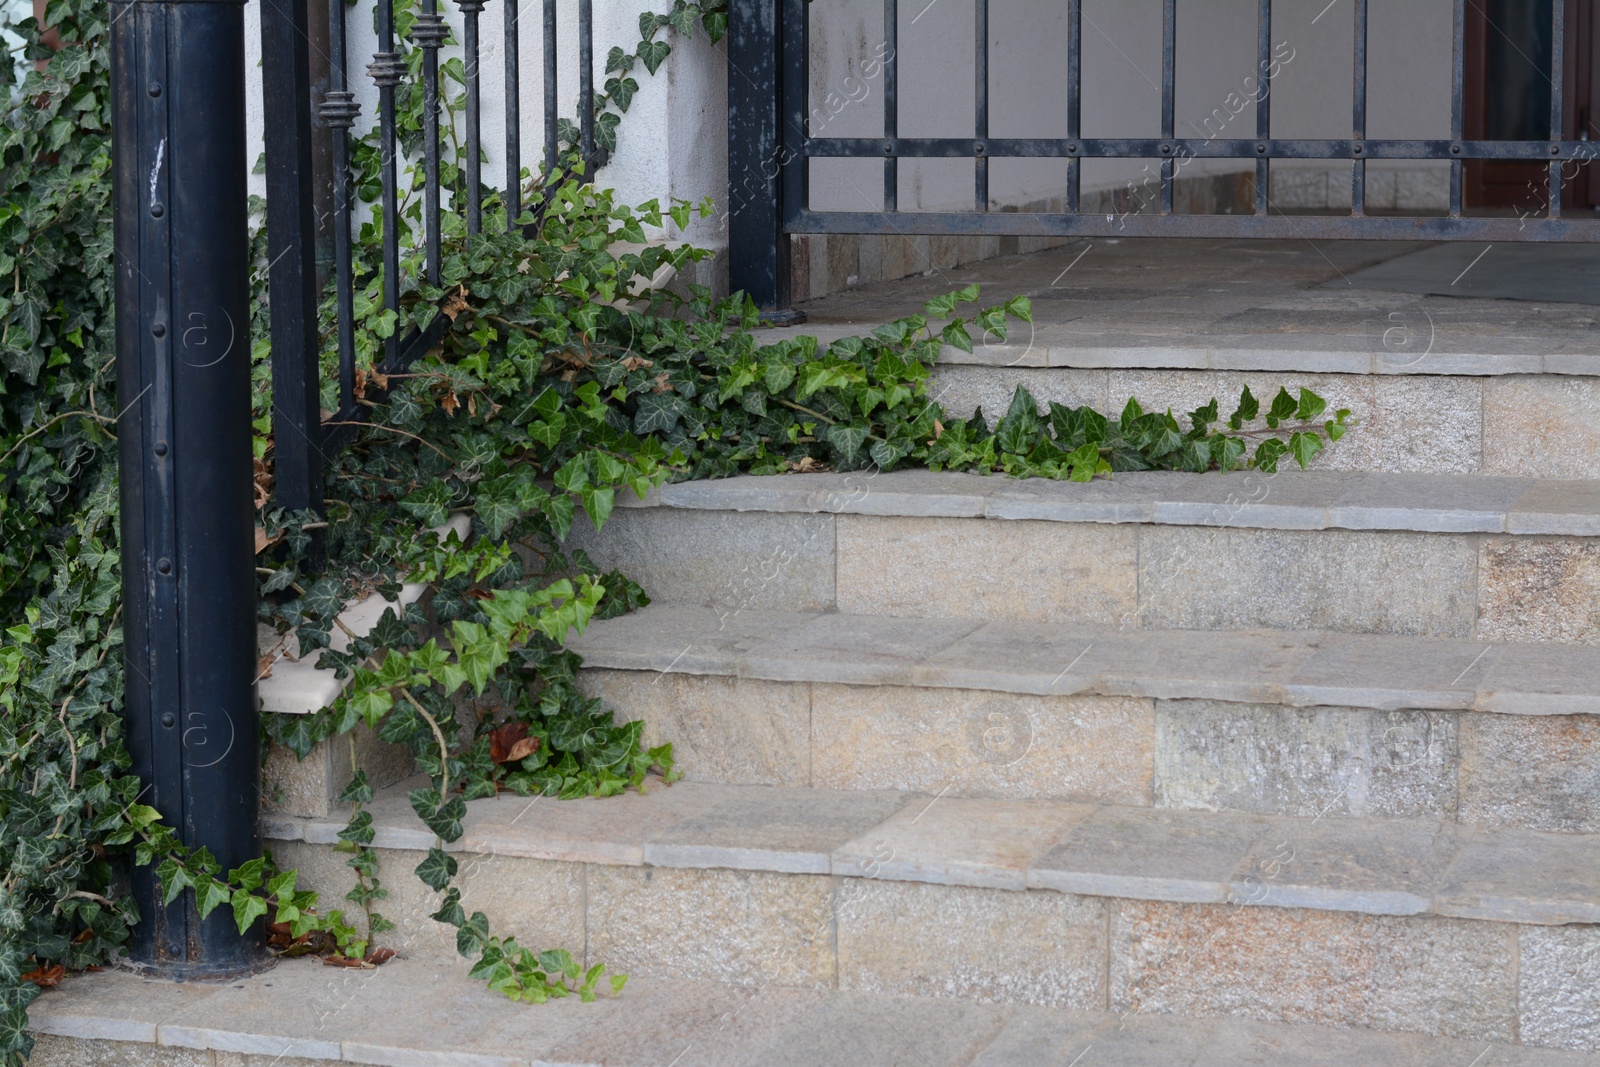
{"left": 566, "top": 604, "right": 1600, "bottom": 716}
{"left": 616, "top": 469, "right": 1600, "bottom": 536}
{"left": 27, "top": 957, "right": 1596, "bottom": 1067}
{"left": 264, "top": 777, "right": 1600, "bottom": 926}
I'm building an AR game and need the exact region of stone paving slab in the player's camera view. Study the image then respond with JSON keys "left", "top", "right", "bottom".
{"left": 566, "top": 605, "right": 1600, "bottom": 716}
{"left": 622, "top": 469, "right": 1600, "bottom": 536}
{"left": 775, "top": 237, "right": 1600, "bottom": 379}
{"left": 266, "top": 778, "right": 1600, "bottom": 930}
{"left": 28, "top": 959, "right": 1597, "bottom": 1066}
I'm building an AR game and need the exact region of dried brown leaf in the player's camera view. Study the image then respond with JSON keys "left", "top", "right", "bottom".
{"left": 21, "top": 963, "right": 65, "bottom": 988}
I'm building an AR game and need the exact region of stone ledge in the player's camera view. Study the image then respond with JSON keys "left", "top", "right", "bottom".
{"left": 257, "top": 514, "right": 471, "bottom": 716}
{"left": 28, "top": 960, "right": 1594, "bottom": 1067}
{"left": 618, "top": 470, "right": 1600, "bottom": 537}
{"left": 757, "top": 319, "right": 1600, "bottom": 378}
{"left": 565, "top": 605, "right": 1600, "bottom": 717}
{"left": 263, "top": 778, "right": 1600, "bottom": 928}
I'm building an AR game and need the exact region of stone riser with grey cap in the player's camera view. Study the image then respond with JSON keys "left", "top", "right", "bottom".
{"left": 27, "top": 957, "right": 1597, "bottom": 1067}
{"left": 926, "top": 363, "right": 1600, "bottom": 478}
{"left": 564, "top": 605, "right": 1600, "bottom": 832}
{"left": 568, "top": 470, "right": 1600, "bottom": 643}
{"left": 251, "top": 778, "right": 1600, "bottom": 1051}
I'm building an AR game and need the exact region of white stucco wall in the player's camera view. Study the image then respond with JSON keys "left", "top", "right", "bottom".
{"left": 243, "top": 0, "right": 726, "bottom": 251}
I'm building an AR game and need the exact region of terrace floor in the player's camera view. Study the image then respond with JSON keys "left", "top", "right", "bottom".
{"left": 784, "top": 238, "right": 1600, "bottom": 376}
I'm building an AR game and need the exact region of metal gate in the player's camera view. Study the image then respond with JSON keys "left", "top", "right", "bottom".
{"left": 727, "top": 0, "right": 1600, "bottom": 311}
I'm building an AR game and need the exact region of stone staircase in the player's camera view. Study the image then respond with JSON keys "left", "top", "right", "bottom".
{"left": 28, "top": 240, "right": 1600, "bottom": 1064}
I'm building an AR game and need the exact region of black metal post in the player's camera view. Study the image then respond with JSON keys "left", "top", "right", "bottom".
{"left": 112, "top": 0, "right": 263, "bottom": 977}
{"left": 320, "top": 0, "right": 360, "bottom": 414}
{"left": 414, "top": 0, "right": 447, "bottom": 283}
{"left": 458, "top": 0, "right": 485, "bottom": 235}
{"left": 727, "top": 0, "right": 801, "bottom": 322}
{"left": 369, "top": 2, "right": 403, "bottom": 361}
{"left": 260, "top": 0, "right": 325, "bottom": 522}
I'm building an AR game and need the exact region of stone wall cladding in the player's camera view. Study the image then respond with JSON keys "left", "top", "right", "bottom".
{"left": 810, "top": 684, "right": 1154, "bottom": 803}
{"left": 1109, "top": 900, "right": 1518, "bottom": 1042}
{"left": 1136, "top": 527, "right": 1479, "bottom": 638}
{"left": 1152, "top": 702, "right": 1460, "bottom": 820}
{"left": 835, "top": 878, "right": 1107, "bottom": 1008}
{"left": 1457, "top": 713, "right": 1600, "bottom": 834}
{"left": 1519, "top": 925, "right": 1600, "bottom": 1052}
{"left": 836, "top": 515, "right": 1138, "bottom": 625}
{"left": 262, "top": 723, "right": 413, "bottom": 820}
{"left": 577, "top": 670, "right": 812, "bottom": 788}
{"left": 586, "top": 865, "right": 837, "bottom": 989}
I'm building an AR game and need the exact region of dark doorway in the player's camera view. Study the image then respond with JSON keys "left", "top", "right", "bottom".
{"left": 1465, "top": 0, "right": 1599, "bottom": 210}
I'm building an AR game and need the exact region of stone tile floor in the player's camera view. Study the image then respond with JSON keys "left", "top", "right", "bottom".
{"left": 777, "top": 238, "right": 1600, "bottom": 374}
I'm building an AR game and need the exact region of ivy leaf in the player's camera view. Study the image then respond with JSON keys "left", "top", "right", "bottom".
{"left": 231, "top": 890, "right": 269, "bottom": 934}
{"left": 399, "top": 479, "right": 453, "bottom": 528}
{"left": 1266, "top": 387, "right": 1298, "bottom": 428}
{"left": 1228, "top": 385, "right": 1259, "bottom": 429}
{"left": 638, "top": 39, "right": 672, "bottom": 75}
{"left": 1296, "top": 387, "right": 1328, "bottom": 421}
{"left": 633, "top": 392, "right": 684, "bottom": 435}
{"left": 414, "top": 847, "right": 459, "bottom": 892}
{"left": 195, "top": 879, "right": 232, "bottom": 920}
{"left": 409, "top": 788, "right": 468, "bottom": 843}
{"left": 822, "top": 423, "right": 870, "bottom": 466}
{"left": 1289, "top": 430, "right": 1324, "bottom": 469}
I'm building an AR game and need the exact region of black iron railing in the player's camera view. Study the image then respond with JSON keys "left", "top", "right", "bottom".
{"left": 729, "top": 0, "right": 1598, "bottom": 310}
{"left": 261, "top": 0, "right": 598, "bottom": 521}
{"left": 794, "top": 0, "right": 1594, "bottom": 236}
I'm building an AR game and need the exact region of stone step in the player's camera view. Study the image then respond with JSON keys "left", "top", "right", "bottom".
{"left": 568, "top": 470, "right": 1600, "bottom": 643}
{"left": 770, "top": 236, "right": 1600, "bottom": 478}
{"left": 28, "top": 957, "right": 1597, "bottom": 1066}
{"left": 925, "top": 360, "right": 1600, "bottom": 479}
{"left": 256, "top": 780, "right": 1600, "bottom": 1053}
{"left": 562, "top": 605, "right": 1600, "bottom": 832}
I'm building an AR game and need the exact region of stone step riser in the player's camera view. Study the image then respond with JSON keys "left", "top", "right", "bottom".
{"left": 575, "top": 670, "right": 1600, "bottom": 835}
{"left": 927, "top": 363, "right": 1600, "bottom": 479}
{"left": 569, "top": 508, "right": 1600, "bottom": 644}
{"left": 264, "top": 837, "right": 1591, "bottom": 1053}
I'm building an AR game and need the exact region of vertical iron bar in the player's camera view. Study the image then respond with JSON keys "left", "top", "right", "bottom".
{"left": 781, "top": 0, "right": 808, "bottom": 230}
{"left": 728, "top": 0, "right": 798, "bottom": 318}
{"left": 505, "top": 0, "right": 523, "bottom": 225}
{"left": 1067, "top": 0, "right": 1080, "bottom": 213}
{"left": 1255, "top": 0, "right": 1271, "bottom": 214}
{"left": 459, "top": 0, "right": 484, "bottom": 234}
{"left": 261, "top": 0, "right": 324, "bottom": 519}
{"left": 112, "top": 0, "right": 261, "bottom": 976}
{"left": 1160, "top": 0, "right": 1175, "bottom": 213}
{"left": 415, "top": 0, "right": 447, "bottom": 283}
{"left": 542, "top": 0, "right": 557, "bottom": 179}
{"left": 974, "top": 0, "right": 988, "bottom": 212}
{"left": 1450, "top": 0, "right": 1464, "bottom": 216}
{"left": 1352, "top": 0, "right": 1367, "bottom": 215}
{"left": 883, "top": 0, "right": 897, "bottom": 212}
{"left": 321, "top": 0, "right": 358, "bottom": 413}
{"left": 369, "top": 0, "right": 402, "bottom": 361}
{"left": 1550, "top": 0, "right": 1566, "bottom": 217}
{"left": 579, "top": 0, "right": 594, "bottom": 167}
